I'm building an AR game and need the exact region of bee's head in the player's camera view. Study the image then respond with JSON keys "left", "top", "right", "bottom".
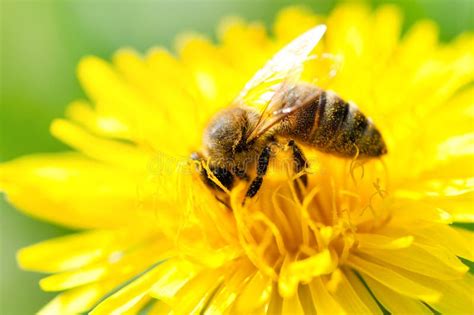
{"left": 203, "top": 108, "right": 249, "bottom": 162}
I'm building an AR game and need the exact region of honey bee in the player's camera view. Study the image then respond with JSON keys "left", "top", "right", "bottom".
{"left": 192, "top": 25, "right": 387, "bottom": 202}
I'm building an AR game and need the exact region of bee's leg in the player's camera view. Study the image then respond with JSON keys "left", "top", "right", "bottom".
{"left": 191, "top": 152, "right": 210, "bottom": 185}
{"left": 215, "top": 195, "right": 232, "bottom": 211}
{"left": 288, "top": 140, "right": 308, "bottom": 187}
{"left": 191, "top": 152, "right": 233, "bottom": 209}
{"left": 191, "top": 152, "right": 234, "bottom": 191}
{"left": 245, "top": 145, "right": 272, "bottom": 200}
{"left": 233, "top": 166, "right": 249, "bottom": 181}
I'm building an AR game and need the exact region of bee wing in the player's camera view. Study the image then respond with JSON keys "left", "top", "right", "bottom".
{"left": 247, "top": 84, "right": 322, "bottom": 143}
{"left": 235, "top": 24, "right": 327, "bottom": 142}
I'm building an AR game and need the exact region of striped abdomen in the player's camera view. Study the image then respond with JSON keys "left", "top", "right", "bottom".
{"left": 278, "top": 84, "right": 387, "bottom": 158}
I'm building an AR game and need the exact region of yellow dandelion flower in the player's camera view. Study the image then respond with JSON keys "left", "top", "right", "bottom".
{"left": 2, "top": 4, "right": 474, "bottom": 314}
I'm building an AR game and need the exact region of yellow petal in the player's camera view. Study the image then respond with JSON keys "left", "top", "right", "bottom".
{"left": 78, "top": 56, "right": 181, "bottom": 153}
{"left": 297, "top": 284, "right": 317, "bottom": 315}
{"left": 309, "top": 277, "right": 346, "bottom": 315}
{"left": 325, "top": 3, "right": 372, "bottom": 105}
{"left": 420, "top": 192, "right": 474, "bottom": 223}
{"left": 435, "top": 133, "right": 474, "bottom": 162}
{"left": 38, "top": 277, "right": 128, "bottom": 314}
{"left": 273, "top": 6, "right": 321, "bottom": 43}
{"left": 65, "top": 100, "right": 132, "bottom": 140}
{"left": 167, "top": 268, "right": 225, "bottom": 314}
{"left": 420, "top": 88, "right": 474, "bottom": 162}
{"left": 363, "top": 276, "right": 432, "bottom": 314}
{"left": 399, "top": 271, "right": 474, "bottom": 314}
{"left": 50, "top": 119, "right": 151, "bottom": 172}
{"left": 91, "top": 263, "right": 168, "bottom": 315}
{"left": 176, "top": 34, "right": 235, "bottom": 117}
{"left": 398, "top": 20, "right": 438, "bottom": 69}
{"left": 18, "top": 229, "right": 150, "bottom": 273}
{"left": 0, "top": 153, "right": 156, "bottom": 229}
{"left": 113, "top": 49, "right": 158, "bottom": 100}
{"left": 39, "top": 237, "right": 172, "bottom": 291}
{"left": 145, "top": 47, "right": 183, "bottom": 82}
{"left": 148, "top": 259, "right": 199, "bottom": 303}
{"left": 451, "top": 211, "right": 474, "bottom": 222}
{"left": 281, "top": 292, "right": 305, "bottom": 315}
{"left": 412, "top": 224, "right": 474, "bottom": 261}
{"left": 234, "top": 271, "right": 272, "bottom": 313}
{"left": 148, "top": 300, "right": 172, "bottom": 315}
{"left": 348, "top": 255, "right": 441, "bottom": 302}
{"left": 356, "top": 233, "right": 413, "bottom": 250}
{"left": 387, "top": 198, "right": 453, "bottom": 227}
{"left": 357, "top": 243, "right": 468, "bottom": 280}
{"left": 218, "top": 17, "right": 271, "bottom": 81}
{"left": 145, "top": 47, "right": 208, "bottom": 152}
{"left": 266, "top": 282, "right": 283, "bottom": 315}
{"left": 40, "top": 267, "right": 105, "bottom": 292}
{"left": 453, "top": 227, "right": 474, "bottom": 260}
{"left": 77, "top": 56, "right": 141, "bottom": 126}
{"left": 204, "top": 260, "right": 255, "bottom": 314}
{"left": 114, "top": 49, "right": 198, "bottom": 153}
{"left": 332, "top": 269, "right": 382, "bottom": 315}
{"left": 120, "top": 295, "right": 151, "bottom": 315}
{"left": 372, "top": 5, "right": 402, "bottom": 65}
{"left": 393, "top": 178, "right": 474, "bottom": 223}
{"left": 396, "top": 177, "right": 474, "bottom": 198}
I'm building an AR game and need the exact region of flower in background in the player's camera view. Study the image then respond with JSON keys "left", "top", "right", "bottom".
{"left": 1, "top": 3, "right": 473, "bottom": 314}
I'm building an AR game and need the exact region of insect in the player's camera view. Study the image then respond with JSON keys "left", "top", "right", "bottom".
{"left": 192, "top": 25, "right": 387, "bottom": 203}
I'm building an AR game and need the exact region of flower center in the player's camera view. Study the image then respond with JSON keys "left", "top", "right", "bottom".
{"left": 230, "top": 154, "right": 389, "bottom": 297}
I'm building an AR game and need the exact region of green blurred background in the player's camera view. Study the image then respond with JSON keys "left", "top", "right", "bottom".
{"left": 0, "top": 0, "right": 472, "bottom": 314}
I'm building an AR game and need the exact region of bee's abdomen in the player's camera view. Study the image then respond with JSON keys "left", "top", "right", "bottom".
{"left": 284, "top": 88, "right": 387, "bottom": 158}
